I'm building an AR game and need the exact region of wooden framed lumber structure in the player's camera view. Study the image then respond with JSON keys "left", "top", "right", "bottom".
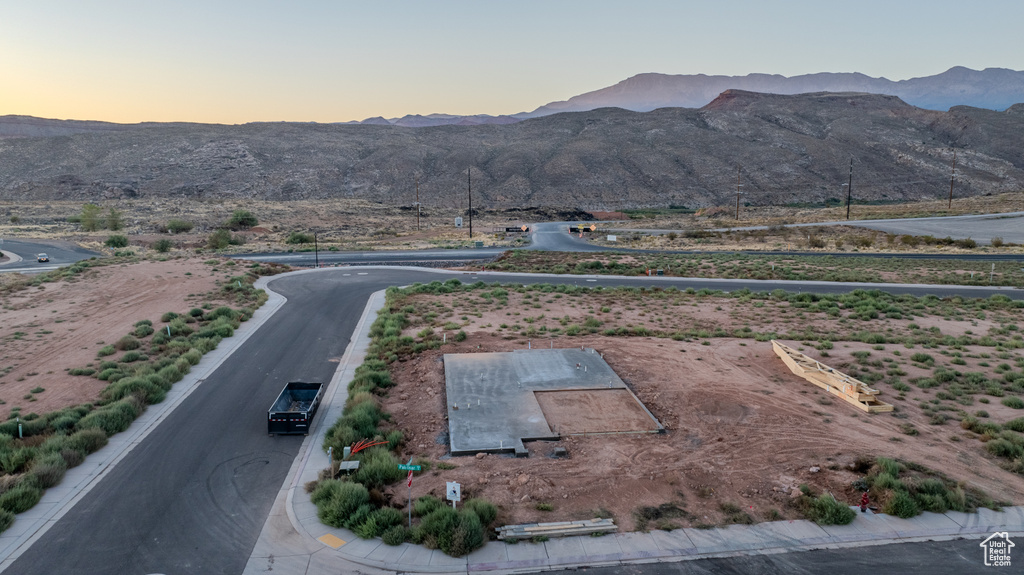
{"left": 496, "top": 518, "right": 617, "bottom": 540}
{"left": 772, "top": 340, "right": 893, "bottom": 413}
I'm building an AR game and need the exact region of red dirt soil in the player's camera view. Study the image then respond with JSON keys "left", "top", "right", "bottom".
{"left": 383, "top": 334, "right": 1024, "bottom": 531}
{"left": 0, "top": 259, "right": 227, "bottom": 415}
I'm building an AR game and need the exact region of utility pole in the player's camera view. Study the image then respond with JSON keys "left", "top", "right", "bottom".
{"left": 467, "top": 168, "right": 473, "bottom": 239}
{"left": 845, "top": 158, "right": 853, "bottom": 220}
{"left": 415, "top": 176, "right": 420, "bottom": 231}
{"left": 735, "top": 165, "right": 743, "bottom": 220}
{"left": 948, "top": 148, "right": 957, "bottom": 209}
{"left": 313, "top": 232, "right": 319, "bottom": 268}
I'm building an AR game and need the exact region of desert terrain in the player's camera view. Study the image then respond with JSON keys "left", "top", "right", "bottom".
{"left": 1, "top": 192, "right": 1022, "bottom": 257}
{"left": 0, "top": 257, "right": 251, "bottom": 415}
{"left": 376, "top": 283, "right": 1024, "bottom": 530}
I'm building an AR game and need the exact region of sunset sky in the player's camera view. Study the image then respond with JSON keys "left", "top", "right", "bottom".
{"left": 2, "top": 0, "right": 1021, "bottom": 124}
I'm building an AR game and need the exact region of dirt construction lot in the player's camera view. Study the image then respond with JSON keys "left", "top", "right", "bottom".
{"left": 381, "top": 286, "right": 1024, "bottom": 530}
{"left": 0, "top": 258, "right": 233, "bottom": 414}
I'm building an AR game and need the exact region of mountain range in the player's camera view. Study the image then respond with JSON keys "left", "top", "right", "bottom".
{"left": 346, "top": 67, "right": 1023, "bottom": 126}
{"left": 1, "top": 90, "right": 1022, "bottom": 209}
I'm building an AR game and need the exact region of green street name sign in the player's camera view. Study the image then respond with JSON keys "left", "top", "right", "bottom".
{"left": 397, "top": 464, "right": 421, "bottom": 471}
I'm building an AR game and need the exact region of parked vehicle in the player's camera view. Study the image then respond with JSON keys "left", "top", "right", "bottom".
{"left": 268, "top": 381, "right": 324, "bottom": 435}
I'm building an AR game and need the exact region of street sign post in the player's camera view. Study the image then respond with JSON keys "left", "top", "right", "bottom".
{"left": 446, "top": 481, "right": 461, "bottom": 509}
{"left": 399, "top": 458, "right": 422, "bottom": 526}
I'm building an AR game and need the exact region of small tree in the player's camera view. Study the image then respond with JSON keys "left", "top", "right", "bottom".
{"left": 285, "top": 231, "right": 314, "bottom": 244}
{"left": 106, "top": 208, "right": 124, "bottom": 231}
{"left": 207, "top": 229, "right": 232, "bottom": 249}
{"left": 226, "top": 210, "right": 258, "bottom": 230}
{"left": 152, "top": 239, "right": 173, "bottom": 253}
{"left": 166, "top": 219, "right": 194, "bottom": 234}
{"left": 80, "top": 204, "right": 102, "bottom": 231}
{"left": 105, "top": 235, "right": 129, "bottom": 248}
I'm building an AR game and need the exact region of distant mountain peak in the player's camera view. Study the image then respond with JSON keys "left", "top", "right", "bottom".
{"left": 516, "top": 67, "right": 1024, "bottom": 118}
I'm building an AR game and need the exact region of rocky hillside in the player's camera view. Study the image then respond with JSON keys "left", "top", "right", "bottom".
{"left": 1, "top": 92, "right": 1022, "bottom": 209}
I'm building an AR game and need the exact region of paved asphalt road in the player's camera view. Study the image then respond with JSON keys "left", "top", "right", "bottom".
{"left": 601, "top": 211, "right": 1024, "bottom": 246}
{"left": 233, "top": 221, "right": 1024, "bottom": 266}
{"left": 0, "top": 238, "right": 98, "bottom": 272}
{"left": 9, "top": 267, "right": 1023, "bottom": 575}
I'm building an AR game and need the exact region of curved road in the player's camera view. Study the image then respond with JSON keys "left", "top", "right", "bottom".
{"left": 0, "top": 238, "right": 99, "bottom": 272}
{"left": 232, "top": 221, "right": 1024, "bottom": 267}
{"left": 600, "top": 210, "right": 1024, "bottom": 246}
{"left": 4, "top": 216, "right": 1023, "bottom": 274}
{"left": 7, "top": 267, "right": 1024, "bottom": 574}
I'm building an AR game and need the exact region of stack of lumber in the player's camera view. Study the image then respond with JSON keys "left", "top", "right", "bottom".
{"left": 772, "top": 340, "right": 893, "bottom": 413}
{"left": 496, "top": 518, "right": 616, "bottom": 540}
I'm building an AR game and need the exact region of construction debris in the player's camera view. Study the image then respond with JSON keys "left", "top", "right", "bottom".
{"left": 496, "top": 518, "right": 617, "bottom": 540}
{"left": 772, "top": 340, "right": 894, "bottom": 413}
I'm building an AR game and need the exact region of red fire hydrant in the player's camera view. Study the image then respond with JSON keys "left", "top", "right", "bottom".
{"left": 860, "top": 491, "right": 870, "bottom": 513}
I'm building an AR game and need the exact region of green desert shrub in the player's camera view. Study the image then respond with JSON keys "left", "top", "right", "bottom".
{"left": 207, "top": 229, "right": 232, "bottom": 249}
{"left": 0, "top": 447, "right": 34, "bottom": 474}
{"left": 446, "top": 508, "right": 486, "bottom": 557}
{"left": 381, "top": 525, "right": 409, "bottom": 546}
{"left": 0, "top": 509, "right": 14, "bottom": 533}
{"left": 67, "top": 428, "right": 108, "bottom": 454}
{"left": 76, "top": 397, "right": 142, "bottom": 436}
{"left": 115, "top": 335, "right": 141, "bottom": 351}
{"left": 104, "top": 234, "right": 129, "bottom": 248}
{"left": 353, "top": 507, "right": 403, "bottom": 539}
{"left": 883, "top": 490, "right": 920, "bottom": 518}
{"left": 27, "top": 451, "right": 68, "bottom": 489}
{"left": 313, "top": 480, "right": 370, "bottom": 528}
{"left": 101, "top": 376, "right": 165, "bottom": 404}
{"left": 352, "top": 448, "right": 404, "bottom": 490}
{"left": 226, "top": 210, "right": 258, "bottom": 230}
{"left": 182, "top": 349, "right": 202, "bottom": 365}
{"left": 416, "top": 506, "right": 458, "bottom": 549}
{"left": 807, "top": 493, "right": 856, "bottom": 525}
{"left": 1002, "top": 397, "right": 1024, "bottom": 409}
{"left": 285, "top": 232, "right": 314, "bottom": 244}
{"left": 464, "top": 498, "right": 498, "bottom": 526}
{"left": 0, "top": 482, "right": 43, "bottom": 514}
{"left": 414, "top": 495, "right": 444, "bottom": 517}
{"left": 166, "top": 219, "right": 194, "bottom": 233}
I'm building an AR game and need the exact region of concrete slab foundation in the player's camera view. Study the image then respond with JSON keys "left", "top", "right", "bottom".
{"left": 443, "top": 348, "right": 662, "bottom": 455}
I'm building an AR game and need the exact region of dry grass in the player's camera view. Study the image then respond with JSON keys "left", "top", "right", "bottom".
{"left": 0, "top": 199, "right": 536, "bottom": 254}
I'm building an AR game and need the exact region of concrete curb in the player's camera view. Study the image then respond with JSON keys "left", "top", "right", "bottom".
{"left": 0, "top": 274, "right": 289, "bottom": 573}
{"left": 0, "top": 250, "right": 23, "bottom": 266}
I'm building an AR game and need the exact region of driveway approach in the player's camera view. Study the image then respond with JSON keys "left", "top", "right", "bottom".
{"left": 4, "top": 267, "right": 1023, "bottom": 575}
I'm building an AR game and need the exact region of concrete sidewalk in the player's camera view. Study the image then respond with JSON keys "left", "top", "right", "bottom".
{"left": 244, "top": 274, "right": 1024, "bottom": 574}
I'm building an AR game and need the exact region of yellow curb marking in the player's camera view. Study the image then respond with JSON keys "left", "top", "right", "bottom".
{"left": 318, "top": 534, "right": 347, "bottom": 549}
